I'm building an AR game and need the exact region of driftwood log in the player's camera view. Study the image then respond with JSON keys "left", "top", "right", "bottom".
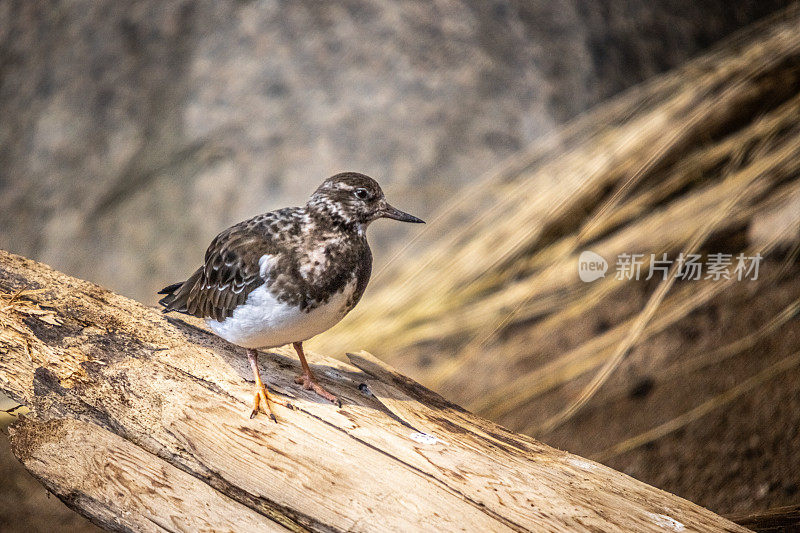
{"left": 0, "top": 250, "right": 746, "bottom": 532}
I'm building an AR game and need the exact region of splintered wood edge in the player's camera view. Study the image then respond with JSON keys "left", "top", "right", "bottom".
{"left": 345, "top": 350, "right": 462, "bottom": 408}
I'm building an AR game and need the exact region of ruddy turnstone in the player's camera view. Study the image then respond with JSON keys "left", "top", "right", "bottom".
{"left": 158, "top": 172, "right": 423, "bottom": 420}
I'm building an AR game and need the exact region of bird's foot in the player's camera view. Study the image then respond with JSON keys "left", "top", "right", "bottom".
{"left": 294, "top": 373, "right": 339, "bottom": 405}
{"left": 251, "top": 384, "right": 293, "bottom": 422}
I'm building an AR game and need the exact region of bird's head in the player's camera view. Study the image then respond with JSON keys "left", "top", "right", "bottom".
{"left": 307, "top": 172, "right": 424, "bottom": 231}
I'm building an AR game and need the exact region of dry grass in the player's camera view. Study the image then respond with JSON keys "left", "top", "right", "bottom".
{"left": 311, "top": 5, "right": 800, "bottom": 448}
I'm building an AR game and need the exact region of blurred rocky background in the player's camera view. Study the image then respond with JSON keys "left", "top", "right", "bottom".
{"left": 0, "top": 0, "right": 790, "bottom": 302}
{"left": 1, "top": 1, "right": 798, "bottom": 531}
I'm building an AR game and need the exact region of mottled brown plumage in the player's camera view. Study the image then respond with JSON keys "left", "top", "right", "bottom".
{"left": 159, "top": 205, "right": 371, "bottom": 322}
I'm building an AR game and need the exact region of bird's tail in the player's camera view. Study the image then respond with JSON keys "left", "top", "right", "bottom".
{"left": 158, "top": 281, "right": 184, "bottom": 296}
{"left": 158, "top": 281, "right": 188, "bottom": 312}
{"left": 157, "top": 268, "right": 203, "bottom": 315}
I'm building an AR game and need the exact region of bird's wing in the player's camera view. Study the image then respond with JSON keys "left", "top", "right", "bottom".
{"left": 159, "top": 214, "right": 293, "bottom": 321}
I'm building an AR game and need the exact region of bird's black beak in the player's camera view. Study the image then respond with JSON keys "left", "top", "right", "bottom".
{"left": 380, "top": 203, "right": 425, "bottom": 224}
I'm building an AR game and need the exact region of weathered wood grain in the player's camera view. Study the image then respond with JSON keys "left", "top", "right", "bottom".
{"left": 9, "top": 417, "right": 289, "bottom": 533}
{"left": 0, "top": 250, "right": 747, "bottom": 532}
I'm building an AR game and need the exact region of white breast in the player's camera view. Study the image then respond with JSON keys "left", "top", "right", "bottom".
{"left": 206, "top": 280, "right": 356, "bottom": 349}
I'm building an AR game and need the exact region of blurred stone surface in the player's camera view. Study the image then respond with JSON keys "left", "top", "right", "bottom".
{"left": 0, "top": 0, "right": 790, "bottom": 305}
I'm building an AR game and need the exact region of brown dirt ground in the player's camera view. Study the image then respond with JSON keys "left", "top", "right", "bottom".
{"left": 481, "top": 257, "right": 800, "bottom": 517}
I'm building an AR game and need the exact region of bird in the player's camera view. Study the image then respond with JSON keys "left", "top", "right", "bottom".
{"left": 158, "top": 172, "right": 424, "bottom": 420}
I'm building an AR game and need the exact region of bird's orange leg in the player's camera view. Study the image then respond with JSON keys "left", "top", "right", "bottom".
{"left": 292, "top": 342, "right": 339, "bottom": 405}
{"left": 247, "top": 348, "right": 290, "bottom": 422}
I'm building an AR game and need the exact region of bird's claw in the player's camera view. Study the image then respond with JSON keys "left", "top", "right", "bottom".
{"left": 251, "top": 385, "right": 284, "bottom": 422}
{"left": 295, "top": 373, "right": 339, "bottom": 405}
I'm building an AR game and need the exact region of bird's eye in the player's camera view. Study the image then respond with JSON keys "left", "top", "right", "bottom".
{"left": 354, "top": 188, "right": 370, "bottom": 200}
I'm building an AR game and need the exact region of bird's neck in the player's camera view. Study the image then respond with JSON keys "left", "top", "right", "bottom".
{"left": 305, "top": 202, "right": 368, "bottom": 237}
